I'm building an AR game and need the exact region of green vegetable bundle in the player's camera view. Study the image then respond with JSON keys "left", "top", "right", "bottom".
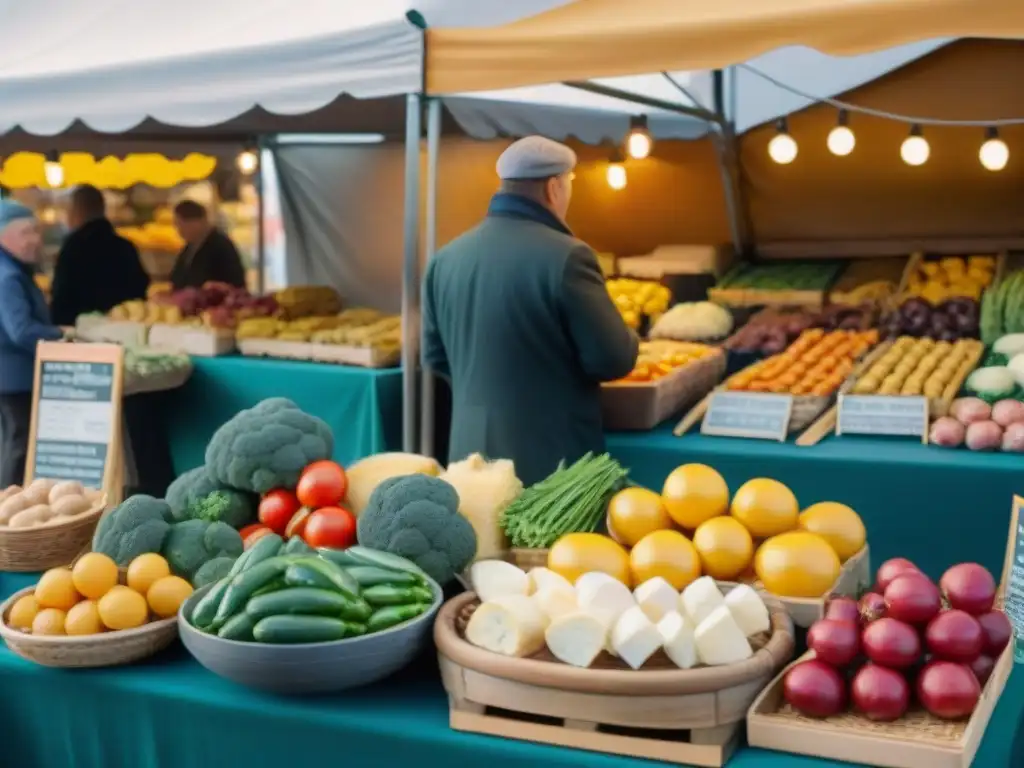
{"left": 189, "top": 536, "right": 436, "bottom": 644}
{"left": 981, "top": 269, "right": 1024, "bottom": 345}
{"left": 500, "top": 453, "right": 628, "bottom": 549}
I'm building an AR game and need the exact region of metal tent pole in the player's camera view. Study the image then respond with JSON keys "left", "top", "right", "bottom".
{"left": 420, "top": 98, "right": 442, "bottom": 458}
{"left": 401, "top": 93, "right": 423, "bottom": 453}
{"left": 255, "top": 137, "right": 266, "bottom": 295}
{"left": 710, "top": 69, "right": 750, "bottom": 258}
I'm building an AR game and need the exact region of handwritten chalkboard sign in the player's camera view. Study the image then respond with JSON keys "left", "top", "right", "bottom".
{"left": 836, "top": 394, "right": 929, "bottom": 442}
{"left": 701, "top": 392, "right": 793, "bottom": 441}
{"left": 1001, "top": 496, "right": 1024, "bottom": 663}
{"left": 25, "top": 342, "right": 124, "bottom": 503}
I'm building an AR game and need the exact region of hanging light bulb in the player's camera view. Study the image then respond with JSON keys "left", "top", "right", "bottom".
{"left": 979, "top": 127, "right": 1009, "bottom": 172}
{"left": 606, "top": 150, "right": 627, "bottom": 190}
{"left": 626, "top": 115, "right": 653, "bottom": 160}
{"left": 44, "top": 151, "right": 64, "bottom": 188}
{"left": 767, "top": 119, "right": 798, "bottom": 164}
{"left": 900, "top": 125, "right": 930, "bottom": 166}
{"left": 236, "top": 148, "right": 259, "bottom": 175}
{"left": 827, "top": 110, "right": 856, "bottom": 156}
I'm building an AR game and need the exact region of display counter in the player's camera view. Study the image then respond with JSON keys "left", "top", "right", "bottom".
{"left": 165, "top": 356, "right": 403, "bottom": 473}
{"left": 0, "top": 633, "right": 1017, "bottom": 768}
{"left": 606, "top": 426, "right": 1021, "bottom": 579}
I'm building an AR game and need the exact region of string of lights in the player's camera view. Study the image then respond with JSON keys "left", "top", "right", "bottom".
{"left": 739, "top": 63, "right": 1018, "bottom": 171}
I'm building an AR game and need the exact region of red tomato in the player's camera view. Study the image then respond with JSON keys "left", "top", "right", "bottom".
{"left": 303, "top": 506, "right": 356, "bottom": 549}
{"left": 258, "top": 489, "right": 301, "bottom": 535}
{"left": 284, "top": 507, "right": 312, "bottom": 540}
{"left": 296, "top": 461, "right": 348, "bottom": 509}
{"left": 242, "top": 526, "right": 273, "bottom": 550}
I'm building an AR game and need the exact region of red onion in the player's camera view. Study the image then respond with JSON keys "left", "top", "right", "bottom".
{"left": 808, "top": 619, "right": 861, "bottom": 668}
{"left": 924, "top": 610, "right": 984, "bottom": 663}
{"left": 875, "top": 558, "right": 920, "bottom": 593}
{"left": 884, "top": 573, "right": 941, "bottom": 625}
{"left": 940, "top": 563, "right": 996, "bottom": 615}
{"left": 825, "top": 597, "right": 861, "bottom": 625}
{"left": 862, "top": 618, "right": 921, "bottom": 669}
{"left": 783, "top": 660, "right": 847, "bottom": 718}
{"left": 859, "top": 592, "right": 887, "bottom": 624}
{"left": 976, "top": 610, "right": 1012, "bottom": 656}
{"left": 969, "top": 654, "right": 995, "bottom": 687}
{"left": 916, "top": 661, "right": 981, "bottom": 720}
{"left": 851, "top": 663, "right": 910, "bottom": 721}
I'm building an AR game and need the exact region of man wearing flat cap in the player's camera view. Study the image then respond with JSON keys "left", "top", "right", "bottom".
{"left": 0, "top": 201, "right": 63, "bottom": 487}
{"left": 422, "top": 136, "right": 639, "bottom": 485}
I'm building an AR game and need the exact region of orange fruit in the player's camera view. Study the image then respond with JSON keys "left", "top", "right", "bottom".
{"left": 607, "top": 487, "right": 673, "bottom": 546}
{"left": 146, "top": 576, "right": 194, "bottom": 619}
{"left": 629, "top": 530, "right": 702, "bottom": 591}
{"left": 661, "top": 464, "right": 729, "bottom": 530}
{"left": 97, "top": 586, "right": 148, "bottom": 631}
{"left": 8, "top": 595, "right": 40, "bottom": 630}
{"left": 548, "top": 533, "right": 632, "bottom": 587}
{"left": 754, "top": 532, "right": 841, "bottom": 598}
{"left": 34, "top": 568, "right": 81, "bottom": 611}
{"left": 32, "top": 608, "right": 67, "bottom": 636}
{"left": 65, "top": 600, "right": 104, "bottom": 636}
{"left": 72, "top": 552, "right": 119, "bottom": 600}
{"left": 798, "top": 502, "right": 866, "bottom": 562}
{"left": 127, "top": 553, "right": 171, "bottom": 595}
{"left": 692, "top": 516, "right": 754, "bottom": 580}
{"left": 730, "top": 478, "right": 799, "bottom": 538}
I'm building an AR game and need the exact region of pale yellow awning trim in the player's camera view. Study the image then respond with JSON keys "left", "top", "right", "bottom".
{"left": 426, "top": 0, "right": 1024, "bottom": 94}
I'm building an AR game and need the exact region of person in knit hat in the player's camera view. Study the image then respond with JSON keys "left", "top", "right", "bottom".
{"left": 0, "top": 200, "right": 62, "bottom": 486}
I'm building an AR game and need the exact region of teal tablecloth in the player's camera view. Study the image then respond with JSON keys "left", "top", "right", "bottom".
{"left": 165, "top": 357, "right": 403, "bottom": 474}
{"left": 606, "top": 426, "right": 1023, "bottom": 580}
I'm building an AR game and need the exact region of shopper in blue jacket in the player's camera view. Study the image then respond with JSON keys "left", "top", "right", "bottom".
{"left": 0, "top": 201, "right": 62, "bottom": 487}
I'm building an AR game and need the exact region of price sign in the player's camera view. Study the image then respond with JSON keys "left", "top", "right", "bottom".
{"left": 1001, "top": 496, "right": 1024, "bottom": 663}
{"left": 26, "top": 342, "right": 124, "bottom": 503}
{"left": 836, "top": 395, "right": 929, "bottom": 442}
{"left": 701, "top": 392, "right": 793, "bottom": 441}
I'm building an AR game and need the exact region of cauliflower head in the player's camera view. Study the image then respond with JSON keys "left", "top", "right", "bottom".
{"left": 160, "top": 519, "right": 244, "bottom": 581}
{"left": 357, "top": 474, "right": 477, "bottom": 585}
{"left": 92, "top": 495, "right": 173, "bottom": 566}
{"left": 204, "top": 398, "right": 334, "bottom": 494}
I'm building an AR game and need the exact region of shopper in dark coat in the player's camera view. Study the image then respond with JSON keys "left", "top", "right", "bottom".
{"left": 0, "top": 201, "right": 63, "bottom": 487}
{"left": 50, "top": 184, "right": 150, "bottom": 326}
{"left": 169, "top": 200, "right": 246, "bottom": 290}
{"left": 422, "top": 136, "right": 639, "bottom": 486}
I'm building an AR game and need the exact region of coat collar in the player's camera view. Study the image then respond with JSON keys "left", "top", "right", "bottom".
{"left": 487, "top": 193, "right": 573, "bottom": 237}
{"left": 0, "top": 244, "right": 32, "bottom": 277}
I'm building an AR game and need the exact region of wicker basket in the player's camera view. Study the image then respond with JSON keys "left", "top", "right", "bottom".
{"left": 0, "top": 581, "right": 179, "bottom": 669}
{"left": 507, "top": 548, "right": 549, "bottom": 570}
{"left": 0, "top": 496, "right": 107, "bottom": 572}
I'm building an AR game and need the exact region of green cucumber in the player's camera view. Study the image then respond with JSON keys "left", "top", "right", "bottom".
{"left": 212, "top": 555, "right": 293, "bottom": 627}
{"left": 367, "top": 603, "right": 429, "bottom": 633}
{"left": 190, "top": 578, "right": 231, "bottom": 629}
{"left": 284, "top": 562, "right": 337, "bottom": 591}
{"left": 283, "top": 536, "right": 315, "bottom": 556}
{"left": 345, "top": 565, "right": 421, "bottom": 588}
{"left": 362, "top": 584, "right": 434, "bottom": 607}
{"left": 252, "top": 615, "right": 358, "bottom": 644}
{"left": 252, "top": 577, "right": 287, "bottom": 598}
{"left": 241, "top": 533, "right": 284, "bottom": 572}
{"left": 288, "top": 556, "right": 360, "bottom": 600}
{"left": 217, "top": 612, "right": 256, "bottom": 641}
{"left": 246, "top": 587, "right": 362, "bottom": 622}
{"left": 317, "top": 547, "right": 362, "bottom": 567}
{"left": 344, "top": 546, "right": 428, "bottom": 578}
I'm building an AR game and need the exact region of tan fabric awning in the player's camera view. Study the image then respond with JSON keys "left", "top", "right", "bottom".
{"left": 425, "top": 0, "right": 1024, "bottom": 94}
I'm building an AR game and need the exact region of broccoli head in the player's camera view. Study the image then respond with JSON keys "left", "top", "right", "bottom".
{"left": 161, "top": 519, "right": 244, "bottom": 581}
{"left": 192, "top": 556, "right": 237, "bottom": 589}
{"left": 92, "top": 495, "right": 173, "bottom": 566}
{"left": 357, "top": 474, "right": 477, "bottom": 585}
{"left": 204, "top": 398, "right": 334, "bottom": 494}
{"left": 185, "top": 489, "right": 255, "bottom": 529}
{"left": 165, "top": 467, "right": 223, "bottom": 521}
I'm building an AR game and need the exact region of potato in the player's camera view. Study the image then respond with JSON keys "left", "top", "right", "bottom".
{"left": 50, "top": 495, "right": 91, "bottom": 518}
{"left": 23, "top": 479, "right": 57, "bottom": 506}
{"left": 9, "top": 504, "right": 54, "bottom": 528}
{"left": 0, "top": 485, "right": 21, "bottom": 505}
{"left": 0, "top": 493, "right": 31, "bottom": 524}
{"left": 48, "top": 480, "right": 84, "bottom": 504}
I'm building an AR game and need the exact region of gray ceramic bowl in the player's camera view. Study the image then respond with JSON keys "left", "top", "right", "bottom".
{"left": 178, "top": 576, "right": 441, "bottom": 695}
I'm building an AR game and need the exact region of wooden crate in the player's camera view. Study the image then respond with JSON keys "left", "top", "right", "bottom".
{"left": 237, "top": 338, "right": 400, "bottom": 368}
{"left": 74, "top": 317, "right": 148, "bottom": 346}
{"left": 746, "top": 646, "right": 1012, "bottom": 768}
{"left": 148, "top": 324, "right": 235, "bottom": 357}
{"left": 437, "top": 592, "right": 795, "bottom": 767}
